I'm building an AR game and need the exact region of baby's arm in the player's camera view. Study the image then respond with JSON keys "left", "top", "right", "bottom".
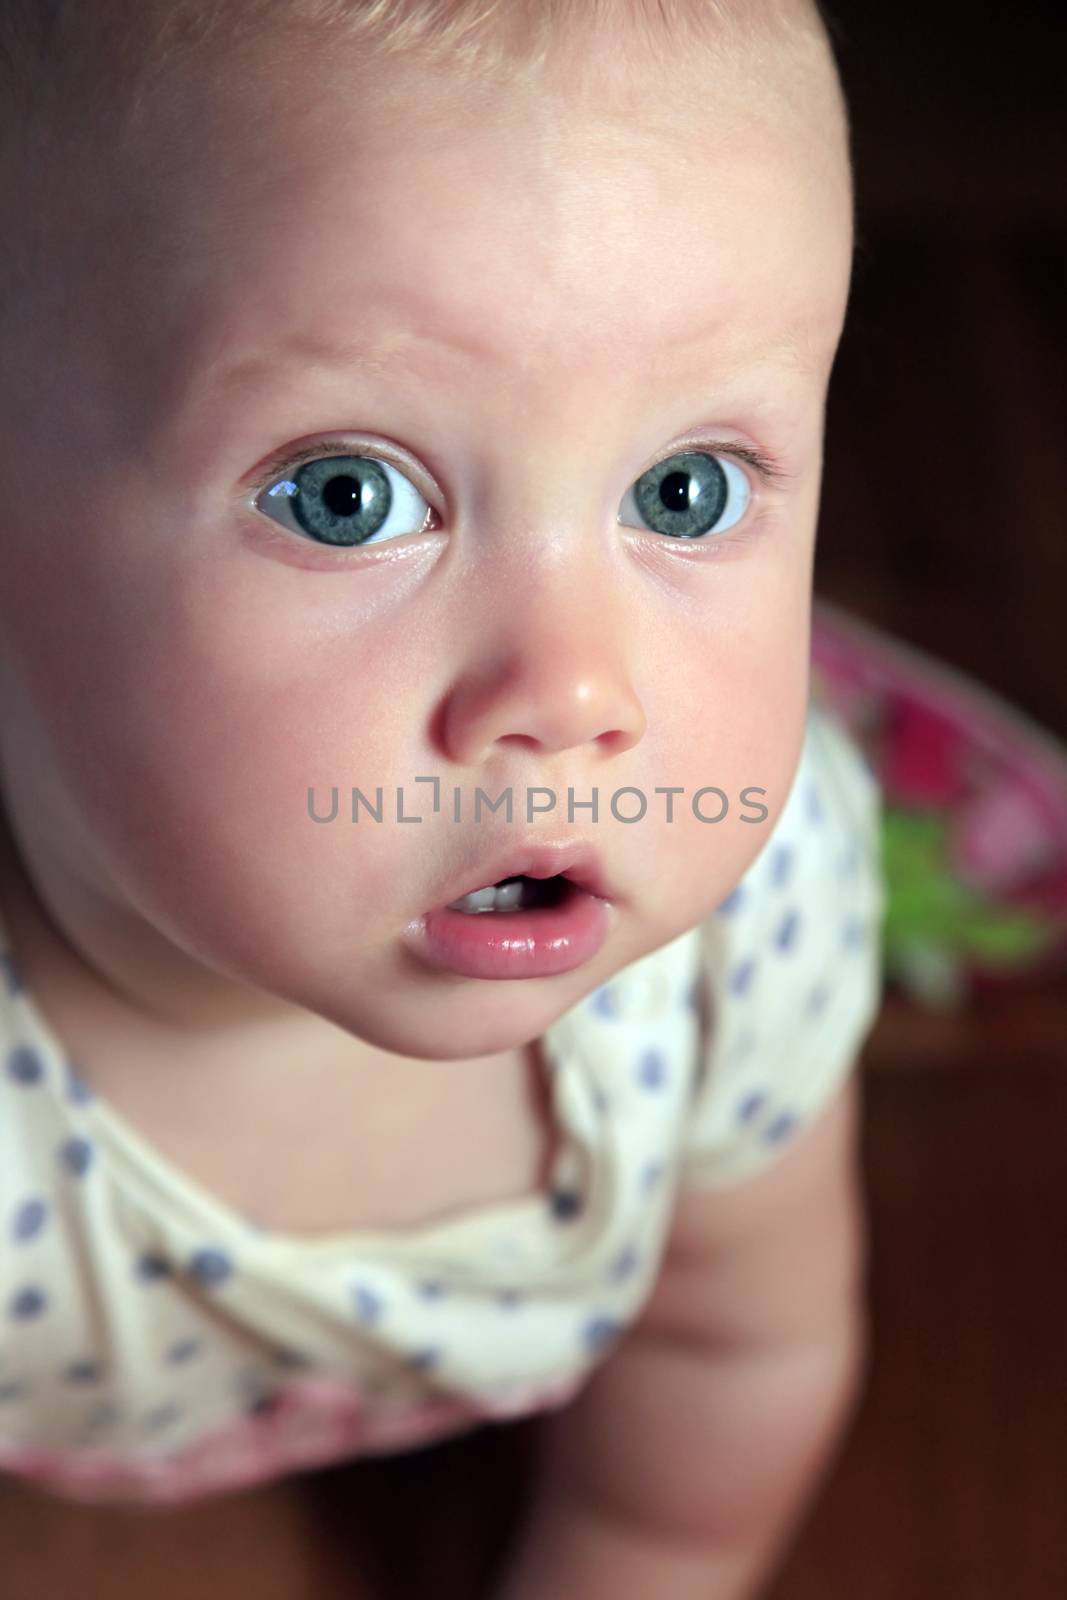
{"left": 492, "top": 1073, "right": 868, "bottom": 1600}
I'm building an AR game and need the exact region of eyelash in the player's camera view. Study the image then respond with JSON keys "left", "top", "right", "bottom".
{"left": 247, "top": 436, "right": 794, "bottom": 551}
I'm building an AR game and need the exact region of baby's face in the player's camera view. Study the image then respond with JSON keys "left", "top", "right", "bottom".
{"left": 0, "top": 23, "right": 852, "bottom": 1060}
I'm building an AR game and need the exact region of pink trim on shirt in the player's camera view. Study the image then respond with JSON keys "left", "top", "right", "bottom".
{"left": 0, "top": 1370, "right": 586, "bottom": 1507}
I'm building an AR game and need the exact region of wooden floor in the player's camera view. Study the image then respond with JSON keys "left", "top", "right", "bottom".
{"left": 3, "top": 0, "right": 1065, "bottom": 1594}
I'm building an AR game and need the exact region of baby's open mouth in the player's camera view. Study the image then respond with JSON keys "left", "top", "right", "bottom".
{"left": 417, "top": 850, "right": 612, "bottom": 977}
{"left": 445, "top": 874, "right": 573, "bottom": 914}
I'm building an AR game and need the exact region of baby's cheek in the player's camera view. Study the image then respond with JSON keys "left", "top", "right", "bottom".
{"left": 42, "top": 573, "right": 416, "bottom": 966}
{"left": 661, "top": 601, "right": 811, "bottom": 911}
{"left": 159, "top": 665, "right": 409, "bottom": 916}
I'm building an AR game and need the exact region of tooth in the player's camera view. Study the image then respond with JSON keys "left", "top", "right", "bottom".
{"left": 446, "top": 879, "right": 527, "bottom": 913}
{"left": 447, "top": 885, "right": 499, "bottom": 912}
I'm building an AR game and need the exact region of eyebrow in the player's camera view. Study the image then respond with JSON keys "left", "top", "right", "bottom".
{"left": 205, "top": 309, "right": 824, "bottom": 396}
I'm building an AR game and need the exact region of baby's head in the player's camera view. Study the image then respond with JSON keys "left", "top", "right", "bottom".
{"left": 0, "top": 0, "right": 853, "bottom": 1062}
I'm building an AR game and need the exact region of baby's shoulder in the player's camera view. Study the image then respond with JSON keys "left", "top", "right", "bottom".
{"left": 677, "top": 698, "right": 886, "bottom": 1188}
{"left": 712, "top": 696, "right": 881, "bottom": 934}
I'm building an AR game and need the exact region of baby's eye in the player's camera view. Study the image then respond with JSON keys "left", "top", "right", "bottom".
{"left": 254, "top": 453, "right": 433, "bottom": 548}
{"left": 619, "top": 451, "right": 752, "bottom": 540}
{"left": 253, "top": 445, "right": 752, "bottom": 550}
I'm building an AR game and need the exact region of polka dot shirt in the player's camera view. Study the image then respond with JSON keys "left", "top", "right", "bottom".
{"left": 0, "top": 698, "right": 885, "bottom": 1506}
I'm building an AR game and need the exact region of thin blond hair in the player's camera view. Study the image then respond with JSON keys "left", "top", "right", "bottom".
{"left": 0, "top": 0, "right": 846, "bottom": 317}
{"left": 2, "top": 0, "right": 837, "bottom": 131}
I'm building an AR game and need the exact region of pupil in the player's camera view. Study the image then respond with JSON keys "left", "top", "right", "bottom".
{"left": 659, "top": 470, "right": 691, "bottom": 511}
{"left": 323, "top": 474, "right": 362, "bottom": 517}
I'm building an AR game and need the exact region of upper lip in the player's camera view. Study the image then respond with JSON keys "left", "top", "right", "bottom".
{"left": 437, "top": 842, "right": 615, "bottom": 907}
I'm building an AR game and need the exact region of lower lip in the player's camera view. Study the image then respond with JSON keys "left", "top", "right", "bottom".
{"left": 414, "top": 886, "right": 612, "bottom": 980}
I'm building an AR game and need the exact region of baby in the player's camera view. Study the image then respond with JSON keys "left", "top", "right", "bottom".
{"left": 0, "top": 0, "right": 886, "bottom": 1594}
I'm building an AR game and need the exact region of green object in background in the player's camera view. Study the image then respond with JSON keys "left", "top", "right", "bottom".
{"left": 880, "top": 807, "right": 1053, "bottom": 1005}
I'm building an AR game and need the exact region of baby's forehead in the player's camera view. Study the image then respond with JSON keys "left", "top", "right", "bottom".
{"left": 152, "top": 138, "right": 839, "bottom": 412}
{"left": 18, "top": 6, "right": 850, "bottom": 441}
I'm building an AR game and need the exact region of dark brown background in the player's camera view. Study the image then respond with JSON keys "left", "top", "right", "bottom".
{"left": 2, "top": 0, "right": 1065, "bottom": 1594}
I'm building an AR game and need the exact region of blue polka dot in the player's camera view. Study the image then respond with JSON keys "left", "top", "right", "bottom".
{"left": 1, "top": 951, "right": 23, "bottom": 997}
{"left": 135, "top": 1252, "right": 172, "bottom": 1283}
{"left": 774, "top": 909, "right": 800, "bottom": 952}
{"left": 839, "top": 842, "right": 859, "bottom": 877}
{"left": 9, "top": 1286, "right": 46, "bottom": 1320}
{"left": 608, "top": 1246, "right": 639, "bottom": 1283}
{"left": 416, "top": 1280, "right": 446, "bottom": 1300}
{"left": 806, "top": 983, "right": 830, "bottom": 1016}
{"left": 583, "top": 1315, "right": 622, "bottom": 1355}
{"left": 65, "top": 1066, "right": 94, "bottom": 1104}
{"left": 590, "top": 986, "right": 617, "bottom": 1019}
{"left": 715, "top": 886, "right": 745, "bottom": 917}
{"left": 59, "top": 1137, "right": 94, "bottom": 1178}
{"left": 234, "top": 1369, "right": 276, "bottom": 1410}
{"left": 806, "top": 785, "right": 824, "bottom": 824}
{"left": 496, "top": 1288, "right": 524, "bottom": 1310}
{"left": 770, "top": 844, "right": 794, "bottom": 888}
{"left": 63, "top": 1359, "right": 102, "bottom": 1385}
{"left": 737, "top": 1091, "right": 767, "bottom": 1124}
{"left": 685, "top": 976, "right": 704, "bottom": 1011}
{"left": 187, "top": 1248, "right": 234, "bottom": 1288}
{"left": 641, "top": 1160, "right": 665, "bottom": 1192}
{"left": 728, "top": 957, "right": 757, "bottom": 997}
{"left": 637, "top": 1048, "right": 666, "bottom": 1089}
{"left": 406, "top": 1346, "right": 440, "bottom": 1372}
{"left": 12, "top": 1198, "right": 48, "bottom": 1243}
{"left": 7, "top": 1046, "right": 44, "bottom": 1086}
{"left": 352, "top": 1284, "right": 384, "bottom": 1323}
{"left": 765, "top": 1111, "right": 799, "bottom": 1143}
{"left": 165, "top": 1337, "right": 202, "bottom": 1365}
{"left": 549, "top": 1188, "right": 583, "bottom": 1221}
{"left": 843, "top": 916, "right": 868, "bottom": 948}
{"left": 143, "top": 1401, "right": 181, "bottom": 1432}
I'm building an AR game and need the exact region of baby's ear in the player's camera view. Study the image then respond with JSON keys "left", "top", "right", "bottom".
{"left": 635, "top": 1070, "right": 866, "bottom": 1354}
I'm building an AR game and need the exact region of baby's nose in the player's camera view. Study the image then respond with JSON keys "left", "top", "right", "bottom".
{"left": 440, "top": 628, "right": 646, "bottom": 767}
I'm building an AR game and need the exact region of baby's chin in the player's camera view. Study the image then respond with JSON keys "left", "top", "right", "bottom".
{"left": 285, "top": 983, "right": 559, "bottom": 1067}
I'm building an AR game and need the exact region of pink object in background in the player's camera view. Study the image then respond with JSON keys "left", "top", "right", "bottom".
{"left": 811, "top": 595, "right": 1067, "bottom": 990}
